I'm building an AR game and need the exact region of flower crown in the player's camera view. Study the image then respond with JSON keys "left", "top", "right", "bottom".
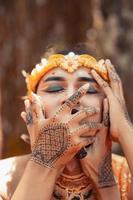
{"left": 22, "top": 52, "right": 108, "bottom": 95}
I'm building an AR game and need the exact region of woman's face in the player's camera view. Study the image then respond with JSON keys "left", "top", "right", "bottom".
{"left": 36, "top": 67, "right": 105, "bottom": 122}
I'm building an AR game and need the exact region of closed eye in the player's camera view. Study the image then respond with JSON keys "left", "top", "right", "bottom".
{"left": 87, "top": 85, "right": 98, "bottom": 94}
{"left": 44, "top": 85, "right": 64, "bottom": 93}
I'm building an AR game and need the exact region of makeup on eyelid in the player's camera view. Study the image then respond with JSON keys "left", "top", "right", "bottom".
{"left": 39, "top": 83, "right": 100, "bottom": 94}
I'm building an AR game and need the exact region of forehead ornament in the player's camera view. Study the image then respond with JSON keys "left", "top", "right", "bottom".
{"left": 22, "top": 52, "right": 108, "bottom": 95}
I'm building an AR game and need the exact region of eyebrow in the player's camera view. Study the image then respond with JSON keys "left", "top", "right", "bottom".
{"left": 43, "top": 76, "right": 96, "bottom": 83}
{"left": 44, "top": 76, "right": 65, "bottom": 82}
{"left": 77, "top": 77, "right": 96, "bottom": 83}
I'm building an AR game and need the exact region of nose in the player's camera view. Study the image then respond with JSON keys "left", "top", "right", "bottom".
{"left": 60, "top": 87, "right": 80, "bottom": 110}
{"left": 61, "top": 98, "right": 80, "bottom": 115}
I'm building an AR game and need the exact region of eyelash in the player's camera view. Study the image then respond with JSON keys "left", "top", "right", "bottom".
{"left": 44, "top": 86, "right": 64, "bottom": 93}
{"left": 44, "top": 85, "right": 98, "bottom": 94}
{"left": 87, "top": 86, "right": 98, "bottom": 94}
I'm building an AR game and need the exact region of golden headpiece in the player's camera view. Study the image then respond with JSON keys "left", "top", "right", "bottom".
{"left": 22, "top": 52, "right": 108, "bottom": 95}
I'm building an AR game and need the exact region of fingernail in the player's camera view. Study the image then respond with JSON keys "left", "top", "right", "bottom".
{"left": 24, "top": 99, "right": 29, "bottom": 106}
{"left": 21, "top": 111, "right": 24, "bottom": 116}
{"left": 91, "top": 69, "right": 96, "bottom": 74}
{"left": 106, "top": 59, "right": 111, "bottom": 65}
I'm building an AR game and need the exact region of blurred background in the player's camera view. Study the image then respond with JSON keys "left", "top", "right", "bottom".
{"left": 0, "top": 0, "right": 133, "bottom": 158}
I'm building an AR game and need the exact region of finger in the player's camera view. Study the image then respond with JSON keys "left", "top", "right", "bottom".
{"left": 97, "top": 59, "right": 105, "bottom": 67}
{"left": 102, "top": 98, "right": 110, "bottom": 129}
{"left": 106, "top": 60, "right": 125, "bottom": 104}
{"left": 76, "top": 136, "right": 96, "bottom": 159}
{"left": 105, "top": 59, "right": 120, "bottom": 95}
{"left": 24, "top": 99, "right": 33, "bottom": 126}
{"left": 91, "top": 69, "right": 113, "bottom": 100}
{"left": 31, "top": 92, "right": 45, "bottom": 120}
{"left": 77, "top": 138, "right": 95, "bottom": 151}
{"left": 93, "top": 99, "right": 109, "bottom": 149}
{"left": 73, "top": 122, "right": 102, "bottom": 137}
{"left": 56, "top": 83, "right": 90, "bottom": 115}
{"left": 21, "top": 111, "right": 26, "bottom": 123}
{"left": 118, "top": 77, "right": 126, "bottom": 104}
{"left": 20, "top": 134, "right": 30, "bottom": 144}
{"left": 24, "top": 99, "right": 31, "bottom": 114}
{"left": 68, "top": 106, "right": 98, "bottom": 125}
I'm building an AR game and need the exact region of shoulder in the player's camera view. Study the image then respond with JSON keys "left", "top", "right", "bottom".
{"left": 112, "top": 154, "right": 132, "bottom": 199}
{"left": 0, "top": 154, "right": 30, "bottom": 200}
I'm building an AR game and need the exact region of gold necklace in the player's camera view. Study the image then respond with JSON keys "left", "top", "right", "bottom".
{"left": 53, "top": 172, "right": 96, "bottom": 200}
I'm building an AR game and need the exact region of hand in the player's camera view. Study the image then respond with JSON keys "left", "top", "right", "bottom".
{"left": 21, "top": 83, "right": 102, "bottom": 170}
{"left": 91, "top": 59, "right": 133, "bottom": 141}
{"left": 80, "top": 99, "right": 116, "bottom": 188}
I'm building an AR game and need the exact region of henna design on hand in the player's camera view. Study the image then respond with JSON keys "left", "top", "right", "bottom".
{"left": 103, "top": 112, "right": 110, "bottom": 127}
{"left": 108, "top": 63, "right": 120, "bottom": 83}
{"left": 30, "top": 123, "right": 73, "bottom": 168}
{"left": 84, "top": 107, "right": 96, "bottom": 118}
{"left": 26, "top": 112, "right": 33, "bottom": 125}
{"left": 98, "top": 151, "right": 116, "bottom": 188}
{"left": 79, "top": 121, "right": 102, "bottom": 131}
{"left": 102, "top": 81, "right": 108, "bottom": 88}
{"left": 65, "top": 90, "right": 84, "bottom": 108}
{"left": 110, "top": 70, "right": 120, "bottom": 82}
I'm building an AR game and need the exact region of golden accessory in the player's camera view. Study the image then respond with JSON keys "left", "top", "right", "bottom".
{"left": 54, "top": 172, "right": 96, "bottom": 199}
{"left": 22, "top": 52, "right": 108, "bottom": 95}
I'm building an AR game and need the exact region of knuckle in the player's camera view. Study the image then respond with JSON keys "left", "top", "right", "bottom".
{"left": 102, "top": 81, "right": 108, "bottom": 88}
{"left": 85, "top": 106, "right": 96, "bottom": 115}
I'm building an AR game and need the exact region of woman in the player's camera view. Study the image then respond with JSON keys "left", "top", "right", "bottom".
{"left": 0, "top": 52, "right": 133, "bottom": 199}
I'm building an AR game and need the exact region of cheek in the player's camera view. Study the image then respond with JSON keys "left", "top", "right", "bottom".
{"left": 82, "top": 95, "right": 104, "bottom": 122}
{"left": 38, "top": 95, "right": 60, "bottom": 118}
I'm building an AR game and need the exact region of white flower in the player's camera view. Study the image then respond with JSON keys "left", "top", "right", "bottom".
{"left": 22, "top": 70, "right": 27, "bottom": 77}
{"left": 68, "top": 52, "right": 75, "bottom": 57}
{"left": 35, "top": 64, "right": 43, "bottom": 71}
{"left": 31, "top": 68, "right": 37, "bottom": 75}
{"left": 41, "top": 58, "right": 48, "bottom": 66}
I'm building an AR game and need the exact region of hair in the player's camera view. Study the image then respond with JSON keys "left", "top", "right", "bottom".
{"left": 41, "top": 43, "right": 98, "bottom": 59}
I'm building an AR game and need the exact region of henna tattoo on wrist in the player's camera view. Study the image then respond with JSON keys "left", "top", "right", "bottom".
{"left": 98, "top": 151, "right": 116, "bottom": 188}
{"left": 26, "top": 112, "right": 33, "bottom": 125}
{"left": 30, "top": 123, "right": 72, "bottom": 168}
